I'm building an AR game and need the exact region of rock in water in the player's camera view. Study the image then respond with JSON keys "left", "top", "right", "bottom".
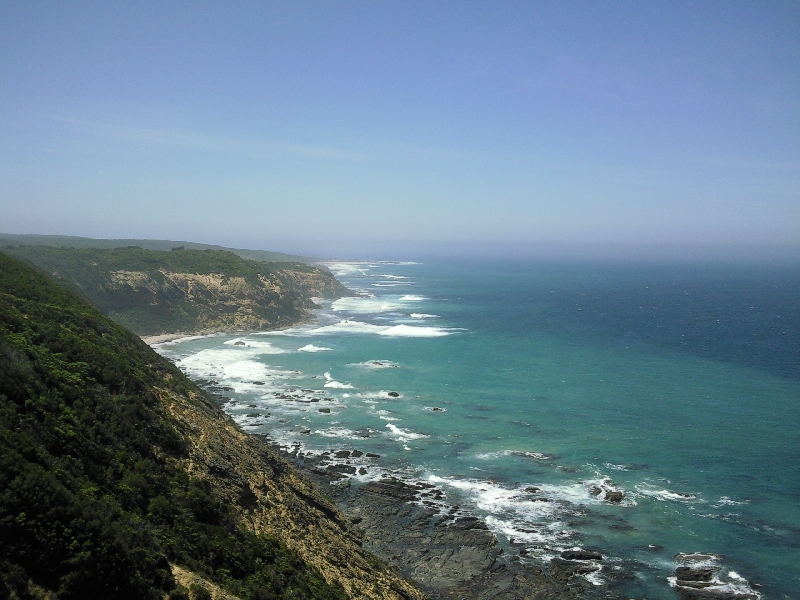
{"left": 561, "top": 549, "right": 602, "bottom": 561}
{"left": 676, "top": 566, "right": 714, "bottom": 582}
{"left": 387, "top": 391, "right": 400, "bottom": 397}
{"left": 605, "top": 490, "right": 624, "bottom": 503}
{"left": 672, "top": 553, "right": 761, "bottom": 599}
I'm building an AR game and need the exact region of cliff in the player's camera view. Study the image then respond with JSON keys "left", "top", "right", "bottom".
{"left": 0, "top": 251, "right": 422, "bottom": 600}
{"left": 1, "top": 245, "right": 350, "bottom": 336}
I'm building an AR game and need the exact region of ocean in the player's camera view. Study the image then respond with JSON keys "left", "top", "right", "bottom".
{"left": 154, "top": 259, "right": 800, "bottom": 599}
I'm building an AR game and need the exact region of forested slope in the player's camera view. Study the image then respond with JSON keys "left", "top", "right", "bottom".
{"left": 0, "top": 252, "right": 421, "bottom": 600}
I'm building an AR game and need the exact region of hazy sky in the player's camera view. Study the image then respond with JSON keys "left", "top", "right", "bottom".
{"left": 1, "top": 2, "right": 798, "bottom": 257}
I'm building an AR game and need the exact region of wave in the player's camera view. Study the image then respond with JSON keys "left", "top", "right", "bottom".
{"left": 510, "top": 450, "right": 555, "bottom": 460}
{"left": 410, "top": 313, "right": 439, "bottom": 319}
{"left": 371, "top": 282, "right": 411, "bottom": 287}
{"left": 323, "top": 371, "right": 354, "bottom": 389}
{"left": 219, "top": 338, "right": 287, "bottom": 353}
{"left": 332, "top": 297, "right": 406, "bottom": 314}
{"left": 306, "top": 320, "right": 457, "bottom": 338}
{"left": 307, "top": 320, "right": 387, "bottom": 335}
{"left": 636, "top": 484, "right": 697, "bottom": 502}
{"left": 378, "top": 325, "right": 454, "bottom": 337}
{"left": 714, "top": 496, "right": 749, "bottom": 506}
{"left": 385, "top": 423, "right": 429, "bottom": 441}
{"left": 324, "top": 381, "right": 354, "bottom": 389}
{"left": 399, "top": 295, "right": 427, "bottom": 301}
{"left": 297, "top": 344, "right": 332, "bottom": 352}
{"left": 351, "top": 360, "right": 400, "bottom": 369}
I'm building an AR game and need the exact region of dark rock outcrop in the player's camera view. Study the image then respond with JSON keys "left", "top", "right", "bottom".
{"left": 561, "top": 550, "right": 602, "bottom": 561}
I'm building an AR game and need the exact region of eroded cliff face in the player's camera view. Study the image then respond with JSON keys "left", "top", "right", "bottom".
{"left": 160, "top": 383, "right": 425, "bottom": 600}
{"left": 107, "top": 267, "right": 330, "bottom": 334}
{"left": 3, "top": 246, "right": 351, "bottom": 336}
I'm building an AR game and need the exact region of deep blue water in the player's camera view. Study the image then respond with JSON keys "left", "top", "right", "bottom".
{"left": 156, "top": 260, "right": 800, "bottom": 599}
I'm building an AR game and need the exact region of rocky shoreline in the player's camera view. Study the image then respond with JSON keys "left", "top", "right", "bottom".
{"left": 264, "top": 438, "right": 618, "bottom": 600}
{"left": 171, "top": 355, "right": 766, "bottom": 600}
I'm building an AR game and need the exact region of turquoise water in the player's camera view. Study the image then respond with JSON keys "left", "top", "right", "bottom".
{"left": 156, "top": 260, "right": 800, "bottom": 598}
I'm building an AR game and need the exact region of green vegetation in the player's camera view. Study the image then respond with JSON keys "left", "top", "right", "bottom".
{"left": 0, "top": 233, "right": 315, "bottom": 264}
{"left": 0, "top": 251, "right": 347, "bottom": 599}
{"left": 2, "top": 245, "right": 349, "bottom": 336}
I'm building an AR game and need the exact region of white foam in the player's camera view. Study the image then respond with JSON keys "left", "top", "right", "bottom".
{"left": 298, "top": 344, "right": 332, "bottom": 352}
{"left": 223, "top": 338, "right": 287, "bottom": 353}
{"left": 306, "top": 320, "right": 387, "bottom": 335}
{"left": 332, "top": 297, "right": 405, "bottom": 314}
{"left": 715, "top": 496, "right": 748, "bottom": 506}
{"left": 376, "top": 275, "right": 409, "bottom": 279}
{"left": 324, "top": 261, "right": 375, "bottom": 277}
{"left": 176, "top": 348, "right": 296, "bottom": 395}
{"left": 323, "top": 371, "right": 354, "bottom": 389}
{"left": 476, "top": 451, "right": 505, "bottom": 460}
{"left": 603, "top": 463, "right": 630, "bottom": 471}
{"left": 313, "top": 427, "right": 362, "bottom": 439}
{"left": 306, "top": 320, "right": 457, "bottom": 338}
{"left": 359, "top": 390, "right": 404, "bottom": 400}
{"left": 428, "top": 476, "right": 575, "bottom": 549}
{"left": 352, "top": 360, "right": 400, "bottom": 369}
{"left": 636, "top": 484, "right": 697, "bottom": 502}
{"left": 324, "top": 381, "right": 354, "bottom": 389}
{"left": 511, "top": 450, "right": 554, "bottom": 460}
{"left": 378, "top": 324, "right": 454, "bottom": 337}
{"left": 583, "top": 567, "right": 604, "bottom": 586}
{"left": 410, "top": 313, "right": 439, "bottom": 319}
{"left": 399, "top": 295, "right": 427, "bottom": 301}
{"left": 372, "top": 282, "right": 411, "bottom": 287}
{"left": 152, "top": 333, "right": 218, "bottom": 347}
{"left": 385, "top": 423, "right": 429, "bottom": 441}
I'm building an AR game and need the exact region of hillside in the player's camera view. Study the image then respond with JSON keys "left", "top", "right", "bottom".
{"left": 0, "top": 234, "right": 315, "bottom": 265}
{"left": 2, "top": 246, "right": 350, "bottom": 337}
{"left": 0, "top": 251, "right": 423, "bottom": 600}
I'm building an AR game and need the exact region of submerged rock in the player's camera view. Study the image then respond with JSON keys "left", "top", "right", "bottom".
{"left": 561, "top": 549, "right": 602, "bottom": 561}
{"left": 549, "top": 557, "right": 600, "bottom": 581}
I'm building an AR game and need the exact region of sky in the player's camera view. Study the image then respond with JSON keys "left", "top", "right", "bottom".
{"left": 1, "top": 1, "right": 798, "bottom": 259}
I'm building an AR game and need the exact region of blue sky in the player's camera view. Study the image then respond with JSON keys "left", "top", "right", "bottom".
{"left": 1, "top": 1, "right": 798, "bottom": 258}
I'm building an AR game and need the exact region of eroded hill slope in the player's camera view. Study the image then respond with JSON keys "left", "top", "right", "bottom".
{"left": 2, "top": 246, "right": 350, "bottom": 336}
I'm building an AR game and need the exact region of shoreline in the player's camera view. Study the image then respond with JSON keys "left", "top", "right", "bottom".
{"left": 156, "top": 334, "right": 766, "bottom": 600}
{"left": 270, "top": 440, "right": 611, "bottom": 600}
{"left": 140, "top": 312, "right": 321, "bottom": 346}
